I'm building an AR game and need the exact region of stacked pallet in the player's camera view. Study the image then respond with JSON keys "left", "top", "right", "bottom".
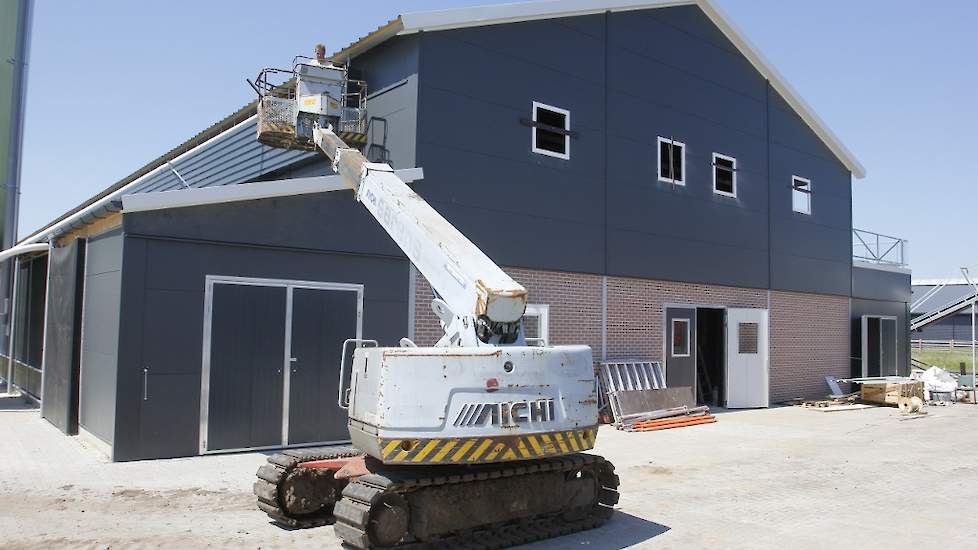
{"left": 597, "top": 361, "right": 717, "bottom": 432}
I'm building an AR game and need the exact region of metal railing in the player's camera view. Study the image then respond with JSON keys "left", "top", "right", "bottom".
{"left": 912, "top": 339, "right": 978, "bottom": 351}
{"left": 853, "top": 228, "right": 908, "bottom": 267}
{"left": 0, "top": 355, "right": 41, "bottom": 398}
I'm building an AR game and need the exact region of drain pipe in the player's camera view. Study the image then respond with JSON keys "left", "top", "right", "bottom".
{"left": 962, "top": 268, "right": 977, "bottom": 404}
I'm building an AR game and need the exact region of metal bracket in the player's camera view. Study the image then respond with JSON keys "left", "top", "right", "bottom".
{"left": 338, "top": 338, "right": 378, "bottom": 409}
{"left": 519, "top": 117, "right": 578, "bottom": 138}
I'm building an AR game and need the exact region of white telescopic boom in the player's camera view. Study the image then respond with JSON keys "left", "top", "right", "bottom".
{"left": 314, "top": 127, "right": 527, "bottom": 324}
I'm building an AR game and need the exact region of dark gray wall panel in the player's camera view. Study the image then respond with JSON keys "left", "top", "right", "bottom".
{"left": 415, "top": 15, "right": 607, "bottom": 275}
{"left": 352, "top": 35, "right": 419, "bottom": 93}
{"left": 767, "top": 84, "right": 852, "bottom": 296}
{"left": 353, "top": 35, "right": 419, "bottom": 169}
{"left": 123, "top": 192, "right": 403, "bottom": 260}
{"left": 912, "top": 314, "right": 973, "bottom": 342}
{"left": 851, "top": 298, "right": 910, "bottom": 377}
{"left": 607, "top": 227, "right": 769, "bottom": 289}
{"left": 363, "top": 76, "right": 418, "bottom": 169}
{"left": 852, "top": 266, "right": 911, "bottom": 302}
{"left": 770, "top": 253, "right": 851, "bottom": 296}
{"left": 112, "top": 232, "right": 409, "bottom": 461}
{"left": 615, "top": 8, "right": 765, "bottom": 100}
{"left": 79, "top": 228, "right": 123, "bottom": 447}
{"left": 603, "top": 6, "right": 767, "bottom": 287}
{"left": 41, "top": 240, "right": 85, "bottom": 434}
{"left": 411, "top": 4, "right": 858, "bottom": 290}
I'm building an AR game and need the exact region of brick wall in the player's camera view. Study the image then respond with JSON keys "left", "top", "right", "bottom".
{"left": 605, "top": 276, "right": 767, "bottom": 362}
{"left": 413, "top": 267, "right": 603, "bottom": 352}
{"left": 412, "top": 267, "right": 850, "bottom": 404}
{"left": 769, "top": 290, "right": 850, "bottom": 402}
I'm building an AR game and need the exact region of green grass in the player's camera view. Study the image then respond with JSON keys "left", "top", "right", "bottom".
{"left": 912, "top": 348, "right": 978, "bottom": 373}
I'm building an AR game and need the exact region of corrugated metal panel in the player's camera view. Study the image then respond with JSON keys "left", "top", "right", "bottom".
{"left": 22, "top": 114, "right": 316, "bottom": 243}
{"left": 127, "top": 118, "right": 314, "bottom": 195}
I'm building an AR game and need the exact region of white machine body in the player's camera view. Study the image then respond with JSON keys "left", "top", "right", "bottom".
{"left": 345, "top": 344, "right": 598, "bottom": 464}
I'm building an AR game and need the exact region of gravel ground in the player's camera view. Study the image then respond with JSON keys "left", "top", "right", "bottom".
{"left": 1, "top": 395, "right": 975, "bottom": 549}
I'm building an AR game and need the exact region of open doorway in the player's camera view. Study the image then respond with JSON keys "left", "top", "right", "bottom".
{"left": 696, "top": 307, "right": 725, "bottom": 406}
{"left": 862, "top": 315, "right": 897, "bottom": 377}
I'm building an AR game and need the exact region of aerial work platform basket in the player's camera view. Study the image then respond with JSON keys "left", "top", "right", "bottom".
{"left": 250, "top": 57, "right": 367, "bottom": 152}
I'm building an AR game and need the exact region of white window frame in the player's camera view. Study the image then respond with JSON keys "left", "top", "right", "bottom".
{"left": 671, "top": 318, "right": 691, "bottom": 357}
{"left": 531, "top": 101, "right": 570, "bottom": 160}
{"left": 523, "top": 303, "right": 550, "bottom": 346}
{"left": 657, "top": 136, "right": 686, "bottom": 185}
{"left": 792, "top": 175, "right": 812, "bottom": 215}
{"left": 712, "top": 152, "right": 737, "bottom": 198}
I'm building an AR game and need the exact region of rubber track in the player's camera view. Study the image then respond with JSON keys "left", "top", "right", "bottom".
{"left": 254, "top": 445, "right": 362, "bottom": 528}
{"left": 333, "top": 453, "right": 620, "bottom": 549}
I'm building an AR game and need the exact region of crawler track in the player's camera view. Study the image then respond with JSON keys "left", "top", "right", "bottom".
{"left": 254, "top": 445, "right": 362, "bottom": 528}
{"left": 333, "top": 453, "right": 619, "bottom": 549}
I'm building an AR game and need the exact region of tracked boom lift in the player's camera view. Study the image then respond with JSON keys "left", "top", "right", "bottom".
{"left": 251, "top": 51, "right": 619, "bottom": 549}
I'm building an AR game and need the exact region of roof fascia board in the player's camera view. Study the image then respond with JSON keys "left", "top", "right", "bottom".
{"left": 332, "top": 18, "right": 406, "bottom": 62}
{"left": 121, "top": 168, "right": 424, "bottom": 213}
{"left": 694, "top": 0, "right": 865, "bottom": 178}
{"left": 913, "top": 278, "right": 971, "bottom": 287}
{"left": 398, "top": 0, "right": 690, "bottom": 34}
{"left": 19, "top": 115, "right": 258, "bottom": 245}
{"left": 852, "top": 259, "right": 911, "bottom": 275}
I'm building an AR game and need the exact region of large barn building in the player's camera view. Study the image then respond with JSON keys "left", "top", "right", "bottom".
{"left": 1, "top": 0, "right": 911, "bottom": 461}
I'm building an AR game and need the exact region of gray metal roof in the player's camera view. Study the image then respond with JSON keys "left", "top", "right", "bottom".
{"left": 912, "top": 283, "right": 977, "bottom": 316}
{"left": 21, "top": 111, "right": 315, "bottom": 245}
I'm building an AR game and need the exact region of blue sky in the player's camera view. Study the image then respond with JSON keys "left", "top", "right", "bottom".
{"left": 18, "top": 0, "right": 977, "bottom": 279}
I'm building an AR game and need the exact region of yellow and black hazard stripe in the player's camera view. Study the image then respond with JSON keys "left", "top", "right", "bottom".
{"left": 378, "top": 427, "right": 598, "bottom": 465}
{"left": 336, "top": 131, "right": 368, "bottom": 145}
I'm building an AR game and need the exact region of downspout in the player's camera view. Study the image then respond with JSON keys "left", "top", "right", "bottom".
{"left": 3, "top": 0, "right": 33, "bottom": 251}
{"left": 2, "top": 0, "right": 35, "bottom": 362}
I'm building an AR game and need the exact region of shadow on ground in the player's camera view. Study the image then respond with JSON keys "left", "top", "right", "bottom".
{"left": 519, "top": 512, "right": 669, "bottom": 549}
{"left": 0, "top": 395, "right": 37, "bottom": 411}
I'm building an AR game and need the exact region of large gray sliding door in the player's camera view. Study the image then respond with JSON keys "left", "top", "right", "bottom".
{"left": 201, "top": 276, "right": 362, "bottom": 454}
{"left": 205, "top": 284, "right": 287, "bottom": 452}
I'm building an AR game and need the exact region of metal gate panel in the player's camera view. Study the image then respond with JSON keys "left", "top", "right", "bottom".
{"left": 200, "top": 275, "right": 363, "bottom": 454}
{"left": 201, "top": 283, "right": 287, "bottom": 452}
{"left": 287, "top": 287, "right": 360, "bottom": 445}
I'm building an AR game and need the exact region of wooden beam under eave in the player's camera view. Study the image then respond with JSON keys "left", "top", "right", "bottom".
{"left": 54, "top": 211, "right": 122, "bottom": 247}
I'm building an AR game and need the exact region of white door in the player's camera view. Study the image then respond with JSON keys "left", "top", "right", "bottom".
{"left": 725, "top": 308, "right": 769, "bottom": 408}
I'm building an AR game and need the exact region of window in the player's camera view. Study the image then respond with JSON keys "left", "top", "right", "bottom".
{"left": 531, "top": 102, "right": 570, "bottom": 160}
{"left": 792, "top": 176, "right": 811, "bottom": 214}
{"left": 657, "top": 137, "right": 685, "bottom": 184}
{"left": 738, "top": 322, "right": 759, "bottom": 354}
{"left": 712, "top": 153, "right": 736, "bottom": 197}
{"left": 523, "top": 304, "right": 550, "bottom": 345}
{"left": 671, "top": 318, "right": 690, "bottom": 357}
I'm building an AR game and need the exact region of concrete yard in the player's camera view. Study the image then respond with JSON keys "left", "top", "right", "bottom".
{"left": 1, "top": 398, "right": 974, "bottom": 549}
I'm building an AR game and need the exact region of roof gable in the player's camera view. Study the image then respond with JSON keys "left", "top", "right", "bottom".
{"left": 332, "top": 0, "right": 864, "bottom": 178}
